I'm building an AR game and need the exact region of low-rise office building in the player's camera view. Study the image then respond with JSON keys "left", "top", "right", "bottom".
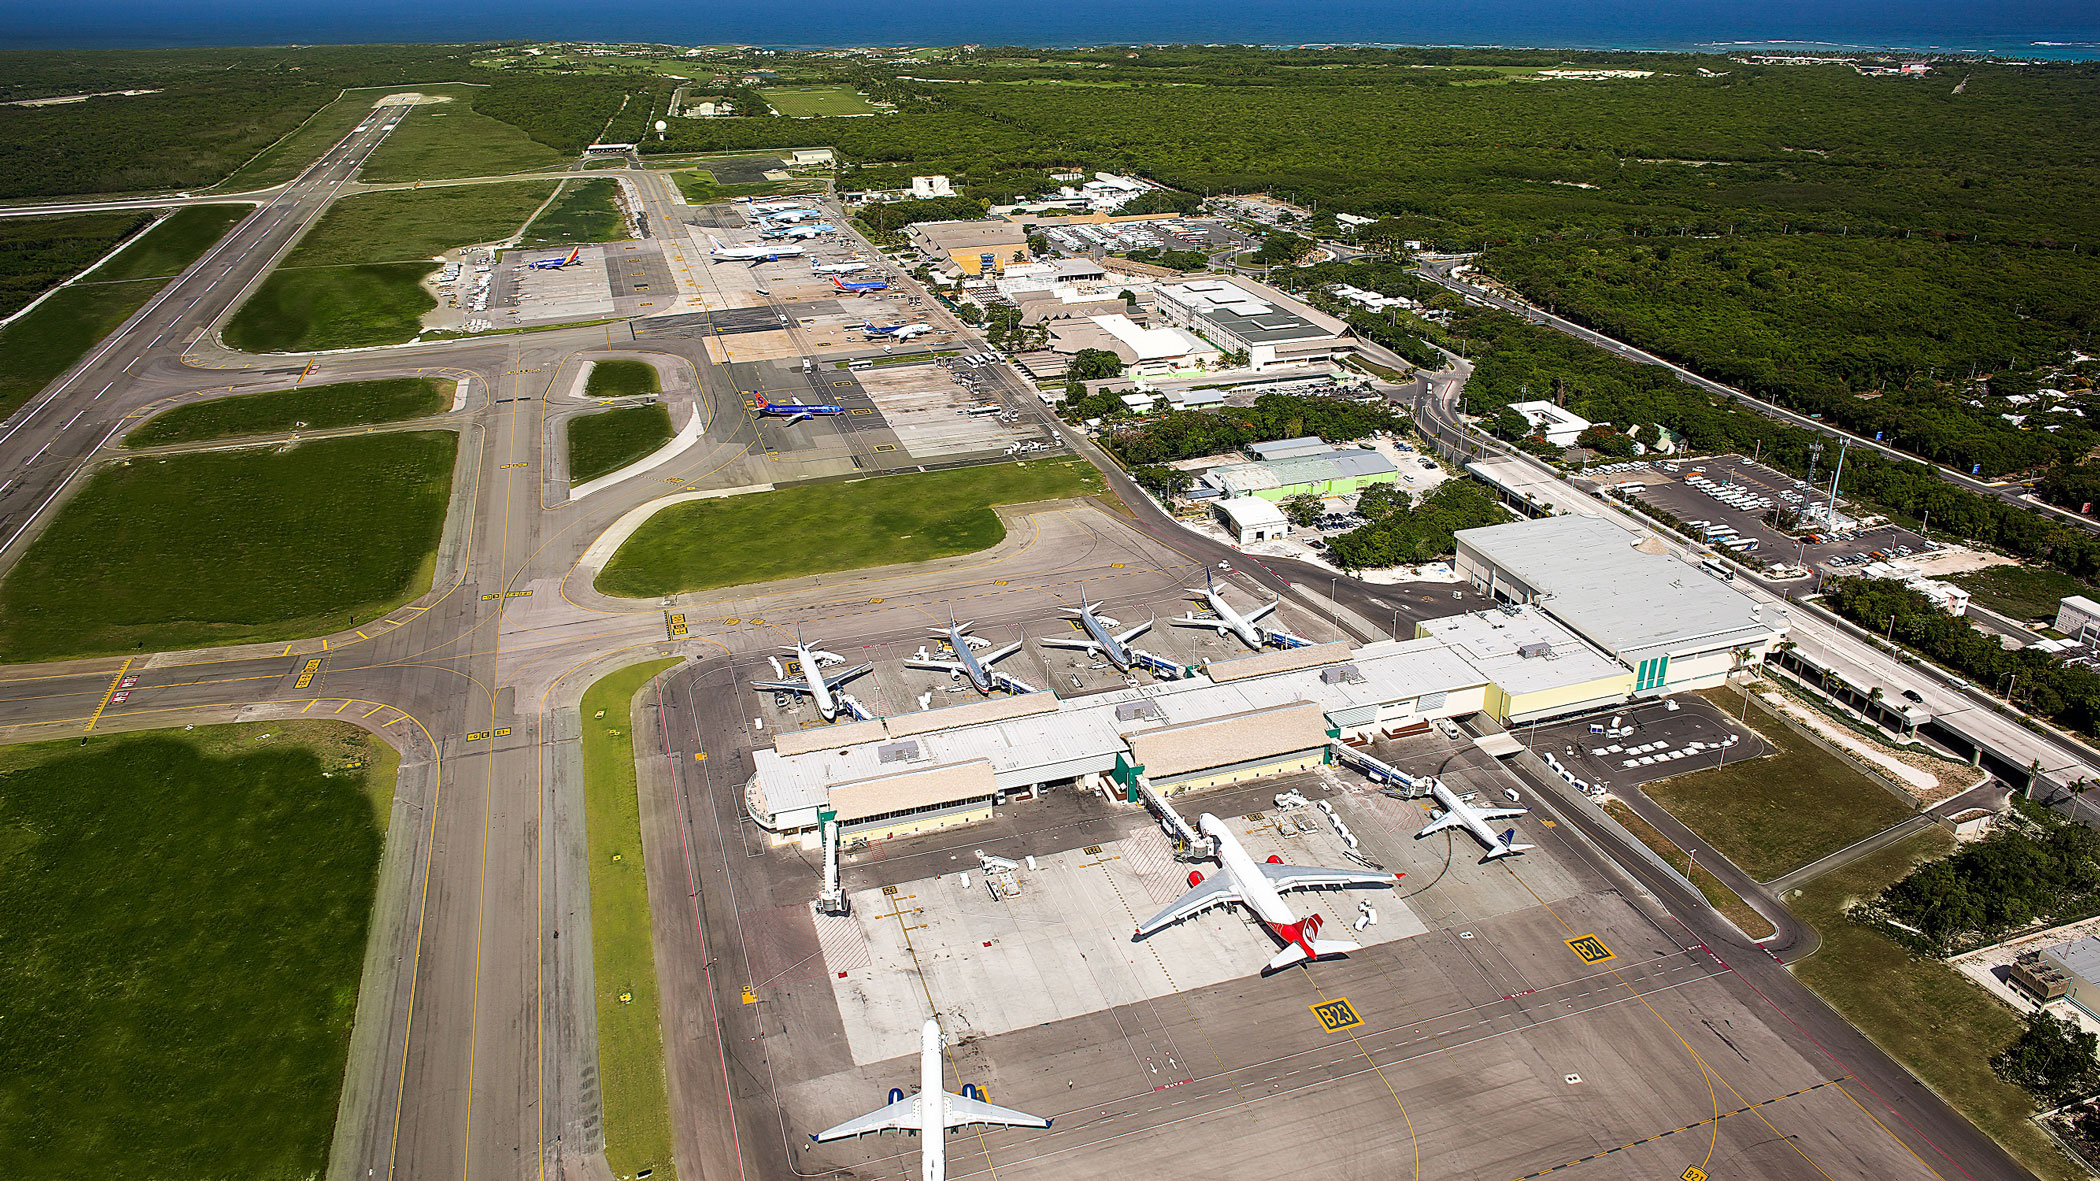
{"left": 1507, "top": 400, "right": 1592, "bottom": 447}
{"left": 1152, "top": 277, "right": 1354, "bottom": 371}
{"left": 1213, "top": 495, "right": 1291, "bottom": 543}
{"left": 907, "top": 220, "right": 1033, "bottom": 275}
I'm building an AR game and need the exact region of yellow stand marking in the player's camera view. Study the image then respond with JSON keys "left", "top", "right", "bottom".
{"left": 84, "top": 658, "right": 134, "bottom": 732}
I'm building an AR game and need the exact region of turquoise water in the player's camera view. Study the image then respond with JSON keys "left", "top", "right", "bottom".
{"left": 6, "top": 0, "right": 2098, "bottom": 58}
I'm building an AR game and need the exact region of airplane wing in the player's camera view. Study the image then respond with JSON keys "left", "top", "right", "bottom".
{"left": 821, "top": 663, "right": 873, "bottom": 690}
{"left": 749, "top": 679, "right": 811, "bottom": 695}
{"left": 812, "top": 1093, "right": 920, "bottom": 1142}
{"left": 781, "top": 412, "right": 814, "bottom": 426}
{"left": 1114, "top": 618, "right": 1153, "bottom": 644}
{"left": 1168, "top": 613, "right": 1219, "bottom": 629}
{"left": 1475, "top": 808, "right": 1526, "bottom": 822}
{"left": 943, "top": 1092, "right": 1051, "bottom": 1131}
{"left": 1245, "top": 598, "right": 1282, "bottom": 623}
{"left": 1134, "top": 875, "right": 1241, "bottom": 938}
{"left": 903, "top": 658, "right": 966, "bottom": 674}
{"left": 979, "top": 641, "right": 1024, "bottom": 664}
{"left": 1037, "top": 635, "right": 1100, "bottom": 652}
{"left": 1416, "top": 810, "right": 1468, "bottom": 837}
{"left": 1260, "top": 862, "right": 1399, "bottom": 892}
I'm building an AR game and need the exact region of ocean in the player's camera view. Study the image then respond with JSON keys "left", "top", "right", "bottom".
{"left": 4, "top": 0, "right": 2097, "bottom": 59}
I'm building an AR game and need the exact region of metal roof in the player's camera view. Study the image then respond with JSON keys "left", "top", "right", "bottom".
{"left": 2046, "top": 936, "right": 2100, "bottom": 986}
{"left": 1417, "top": 608, "right": 1629, "bottom": 698}
{"left": 1156, "top": 278, "right": 1345, "bottom": 345}
{"left": 1456, "top": 515, "right": 1785, "bottom": 662}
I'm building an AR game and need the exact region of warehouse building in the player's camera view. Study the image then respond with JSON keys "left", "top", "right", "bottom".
{"left": 1212, "top": 495, "right": 1291, "bottom": 543}
{"left": 1416, "top": 607, "right": 1634, "bottom": 723}
{"left": 1201, "top": 447, "right": 1399, "bottom": 502}
{"left": 746, "top": 638, "right": 1493, "bottom": 841}
{"left": 2035, "top": 937, "right": 2100, "bottom": 1020}
{"left": 1454, "top": 515, "right": 1788, "bottom": 695}
{"left": 1151, "top": 277, "right": 1354, "bottom": 371}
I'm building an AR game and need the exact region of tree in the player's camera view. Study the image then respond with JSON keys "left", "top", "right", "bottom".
{"left": 956, "top": 303, "right": 983, "bottom": 325}
{"left": 1068, "top": 348, "right": 1124, "bottom": 381}
{"left": 1575, "top": 424, "right": 1637, "bottom": 458}
{"left": 1026, "top": 232, "right": 1049, "bottom": 255}
{"left": 1219, "top": 348, "right": 1250, "bottom": 369}
{"left": 1995, "top": 1011, "right": 2100, "bottom": 1107}
{"left": 1119, "top": 289, "right": 1138, "bottom": 309}
{"left": 1280, "top": 493, "right": 1324, "bottom": 527}
{"left": 1254, "top": 231, "right": 1314, "bottom": 268}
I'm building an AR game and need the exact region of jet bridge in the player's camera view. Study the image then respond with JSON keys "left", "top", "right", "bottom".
{"left": 817, "top": 814, "right": 849, "bottom": 916}
{"left": 1262, "top": 627, "right": 1317, "bottom": 650}
{"left": 1133, "top": 776, "right": 1216, "bottom": 861}
{"left": 1330, "top": 742, "right": 1437, "bottom": 799}
{"left": 1128, "top": 647, "right": 1191, "bottom": 681}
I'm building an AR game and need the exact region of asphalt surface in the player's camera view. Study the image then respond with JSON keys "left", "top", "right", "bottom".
{"left": 0, "top": 119, "right": 2056, "bottom": 1181}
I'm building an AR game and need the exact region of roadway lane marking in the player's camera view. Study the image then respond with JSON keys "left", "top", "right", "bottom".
{"left": 84, "top": 658, "right": 134, "bottom": 731}
{"left": 60, "top": 411, "right": 81, "bottom": 430}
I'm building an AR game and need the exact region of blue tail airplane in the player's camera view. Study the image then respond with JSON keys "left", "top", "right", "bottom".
{"left": 752, "top": 394, "right": 845, "bottom": 426}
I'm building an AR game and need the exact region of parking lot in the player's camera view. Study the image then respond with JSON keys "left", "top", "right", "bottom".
{"left": 1513, "top": 693, "right": 1771, "bottom": 793}
{"left": 1038, "top": 216, "right": 1252, "bottom": 258}
{"left": 1589, "top": 454, "right": 1932, "bottom": 574}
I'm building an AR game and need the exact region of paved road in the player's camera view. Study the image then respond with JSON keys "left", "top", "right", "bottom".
{"left": 1411, "top": 255, "right": 2088, "bottom": 534}
{"left": 0, "top": 130, "right": 2049, "bottom": 1181}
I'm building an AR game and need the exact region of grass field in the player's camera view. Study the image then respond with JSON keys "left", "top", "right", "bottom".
{"left": 584, "top": 358, "right": 660, "bottom": 398}
{"left": 126, "top": 377, "right": 450, "bottom": 447}
{"left": 671, "top": 172, "right": 819, "bottom": 205}
{"left": 597, "top": 458, "right": 1103, "bottom": 597}
{"left": 224, "top": 182, "right": 555, "bottom": 353}
{"left": 1603, "top": 801, "right": 1774, "bottom": 939}
{"left": 580, "top": 659, "right": 684, "bottom": 1181}
{"left": 224, "top": 262, "right": 438, "bottom": 352}
{"left": 569, "top": 403, "right": 674, "bottom": 485}
{"left": 759, "top": 86, "right": 877, "bottom": 116}
{"left": 0, "top": 207, "right": 247, "bottom": 418}
{"left": 86, "top": 205, "right": 246, "bottom": 283}
{"left": 1790, "top": 830, "right": 2082, "bottom": 1181}
{"left": 522, "top": 178, "right": 628, "bottom": 247}
{"left": 215, "top": 87, "right": 490, "bottom": 192}
{"left": 283, "top": 182, "right": 558, "bottom": 266}
{"left": 1948, "top": 564, "right": 2095, "bottom": 624}
{"left": 0, "top": 431, "right": 456, "bottom": 662}
{"left": 0, "top": 720, "right": 390, "bottom": 1180}
{"left": 0, "top": 209, "right": 148, "bottom": 317}
{"left": 1643, "top": 692, "right": 1915, "bottom": 881}
{"left": 358, "top": 92, "right": 564, "bottom": 183}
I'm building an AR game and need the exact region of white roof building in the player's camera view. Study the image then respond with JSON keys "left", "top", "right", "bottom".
{"left": 1214, "top": 495, "right": 1290, "bottom": 543}
{"left": 1507, "top": 400, "right": 1592, "bottom": 447}
{"left": 910, "top": 174, "right": 954, "bottom": 197}
{"left": 1152, "top": 276, "right": 1353, "bottom": 372}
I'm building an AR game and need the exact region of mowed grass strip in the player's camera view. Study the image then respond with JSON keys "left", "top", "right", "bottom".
{"left": 580, "top": 659, "right": 683, "bottom": 1181}
{"left": 281, "top": 181, "right": 558, "bottom": 267}
{"left": 569, "top": 403, "right": 674, "bottom": 485}
{"left": 0, "top": 431, "right": 456, "bottom": 662}
{"left": 126, "top": 377, "right": 450, "bottom": 447}
{"left": 1602, "top": 800, "right": 1774, "bottom": 940}
{"left": 584, "top": 358, "right": 660, "bottom": 398}
{"left": 224, "top": 262, "right": 438, "bottom": 352}
{"left": 1642, "top": 691, "right": 1914, "bottom": 881}
{"left": 86, "top": 205, "right": 247, "bottom": 283}
{"left": 1790, "top": 830, "right": 2084, "bottom": 1181}
{"left": 597, "top": 458, "right": 1104, "bottom": 597}
{"left": 0, "top": 721, "right": 390, "bottom": 1181}
{"left": 522, "top": 178, "right": 628, "bottom": 247}
{"left": 227, "top": 183, "right": 556, "bottom": 352}
{"left": 0, "top": 207, "right": 247, "bottom": 418}
{"left": 357, "top": 93, "right": 564, "bottom": 183}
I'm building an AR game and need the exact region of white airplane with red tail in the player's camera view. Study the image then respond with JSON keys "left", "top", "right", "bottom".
{"left": 1134, "top": 812, "right": 1399, "bottom": 972}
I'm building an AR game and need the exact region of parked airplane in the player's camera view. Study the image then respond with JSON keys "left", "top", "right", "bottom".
{"left": 523, "top": 246, "right": 580, "bottom": 270}
{"left": 748, "top": 634, "right": 870, "bottom": 721}
{"left": 763, "top": 208, "right": 825, "bottom": 223}
{"left": 1169, "top": 571, "right": 1280, "bottom": 651}
{"left": 1416, "top": 780, "right": 1533, "bottom": 860}
{"left": 707, "top": 233, "right": 806, "bottom": 262}
{"left": 906, "top": 615, "right": 1026, "bottom": 695}
{"left": 864, "top": 320, "right": 935, "bottom": 341}
{"left": 1134, "top": 812, "right": 1400, "bottom": 972}
{"left": 812, "top": 1016, "right": 1050, "bottom": 1181}
{"left": 751, "top": 394, "right": 845, "bottom": 426}
{"left": 764, "top": 223, "right": 835, "bottom": 240}
{"left": 832, "top": 275, "right": 891, "bottom": 294}
{"left": 811, "top": 261, "right": 873, "bottom": 275}
{"left": 745, "top": 198, "right": 810, "bottom": 211}
{"left": 1038, "top": 589, "right": 1150, "bottom": 672}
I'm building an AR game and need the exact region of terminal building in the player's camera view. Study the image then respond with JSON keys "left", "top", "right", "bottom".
{"left": 906, "top": 220, "right": 1033, "bottom": 275}
{"left": 1454, "top": 514, "right": 1788, "bottom": 696}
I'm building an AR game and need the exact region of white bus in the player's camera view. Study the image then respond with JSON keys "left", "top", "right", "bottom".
{"left": 1701, "top": 557, "right": 1735, "bottom": 581}
{"left": 963, "top": 404, "right": 1002, "bottom": 417}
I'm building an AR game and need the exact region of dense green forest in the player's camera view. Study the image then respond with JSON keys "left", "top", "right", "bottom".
{"left": 1327, "top": 480, "right": 1508, "bottom": 569}
{"left": 1871, "top": 805, "right": 2100, "bottom": 954}
{"left": 0, "top": 211, "right": 147, "bottom": 318}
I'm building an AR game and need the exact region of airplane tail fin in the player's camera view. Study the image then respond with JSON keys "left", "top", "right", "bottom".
{"left": 564, "top": 246, "right": 580, "bottom": 265}
{"left": 1485, "top": 829, "right": 1536, "bottom": 859}
{"left": 1265, "top": 913, "right": 1357, "bottom": 972}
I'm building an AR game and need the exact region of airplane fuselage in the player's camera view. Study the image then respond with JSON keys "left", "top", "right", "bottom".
{"left": 793, "top": 645, "right": 840, "bottom": 719}
{"left": 1201, "top": 589, "right": 1265, "bottom": 650}
{"left": 944, "top": 627, "right": 995, "bottom": 693}
{"left": 1079, "top": 608, "right": 1132, "bottom": 670}
{"left": 1425, "top": 781, "right": 1526, "bottom": 857}
{"left": 1200, "top": 813, "right": 1297, "bottom": 929}
{"left": 918, "top": 1019, "right": 945, "bottom": 1181}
